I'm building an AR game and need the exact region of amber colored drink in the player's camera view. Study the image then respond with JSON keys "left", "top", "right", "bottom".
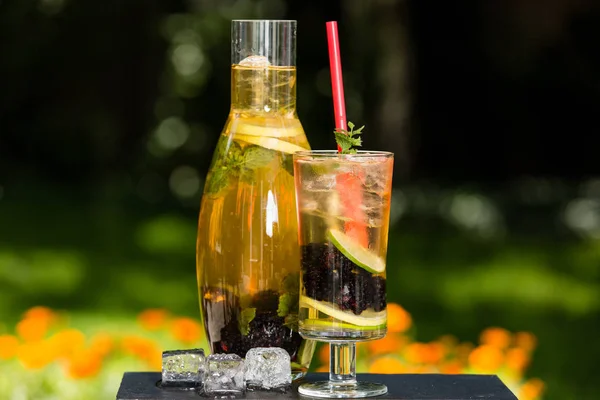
{"left": 196, "top": 62, "right": 314, "bottom": 378}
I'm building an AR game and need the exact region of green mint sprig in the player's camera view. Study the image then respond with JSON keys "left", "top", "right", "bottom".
{"left": 239, "top": 307, "right": 256, "bottom": 336}
{"left": 334, "top": 121, "right": 364, "bottom": 154}
{"left": 205, "top": 140, "right": 277, "bottom": 196}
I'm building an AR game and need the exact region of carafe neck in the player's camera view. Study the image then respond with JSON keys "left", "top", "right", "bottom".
{"left": 230, "top": 65, "right": 297, "bottom": 117}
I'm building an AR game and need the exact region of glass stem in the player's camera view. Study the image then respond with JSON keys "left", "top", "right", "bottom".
{"left": 329, "top": 342, "right": 357, "bottom": 385}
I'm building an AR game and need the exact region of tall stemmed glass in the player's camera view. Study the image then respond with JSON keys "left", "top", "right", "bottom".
{"left": 294, "top": 150, "right": 393, "bottom": 398}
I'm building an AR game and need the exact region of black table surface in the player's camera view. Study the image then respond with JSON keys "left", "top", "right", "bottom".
{"left": 116, "top": 372, "right": 517, "bottom": 400}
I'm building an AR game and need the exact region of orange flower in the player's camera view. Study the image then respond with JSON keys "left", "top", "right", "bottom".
{"left": 65, "top": 348, "right": 103, "bottom": 379}
{"left": 505, "top": 347, "right": 530, "bottom": 372}
{"left": 16, "top": 340, "right": 56, "bottom": 369}
{"left": 121, "top": 335, "right": 161, "bottom": 362}
{"left": 49, "top": 329, "right": 86, "bottom": 358}
{"left": 423, "top": 342, "right": 446, "bottom": 365}
{"left": 440, "top": 360, "right": 463, "bottom": 374}
{"left": 368, "top": 334, "right": 406, "bottom": 355}
{"left": 138, "top": 309, "right": 169, "bottom": 331}
{"left": 16, "top": 317, "right": 50, "bottom": 342}
{"left": 519, "top": 378, "right": 545, "bottom": 400}
{"left": 169, "top": 317, "right": 202, "bottom": 344}
{"left": 23, "top": 306, "right": 57, "bottom": 324}
{"left": 468, "top": 345, "right": 504, "bottom": 372}
{"left": 479, "top": 327, "right": 511, "bottom": 349}
{"left": 387, "top": 304, "right": 412, "bottom": 333}
{"left": 514, "top": 331, "right": 537, "bottom": 352}
{"left": 369, "top": 357, "right": 404, "bottom": 374}
{"left": 89, "top": 333, "right": 114, "bottom": 358}
{"left": 403, "top": 343, "right": 429, "bottom": 364}
{"left": 0, "top": 335, "right": 20, "bottom": 360}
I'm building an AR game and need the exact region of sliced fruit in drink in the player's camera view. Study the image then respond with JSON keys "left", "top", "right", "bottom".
{"left": 326, "top": 228, "right": 386, "bottom": 274}
{"left": 302, "top": 318, "right": 385, "bottom": 331}
{"left": 234, "top": 118, "right": 301, "bottom": 138}
{"left": 336, "top": 172, "right": 369, "bottom": 246}
{"left": 300, "top": 296, "right": 386, "bottom": 327}
{"left": 235, "top": 134, "right": 308, "bottom": 154}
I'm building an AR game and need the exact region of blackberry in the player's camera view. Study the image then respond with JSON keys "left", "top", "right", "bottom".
{"left": 302, "top": 243, "right": 338, "bottom": 301}
{"left": 251, "top": 290, "right": 279, "bottom": 312}
{"left": 244, "top": 312, "right": 302, "bottom": 360}
{"left": 244, "top": 313, "right": 284, "bottom": 348}
{"left": 216, "top": 317, "right": 243, "bottom": 355}
{"left": 335, "top": 282, "right": 357, "bottom": 312}
{"left": 302, "top": 243, "right": 387, "bottom": 315}
{"left": 369, "top": 276, "right": 387, "bottom": 312}
{"left": 208, "top": 288, "right": 305, "bottom": 360}
{"left": 336, "top": 271, "right": 371, "bottom": 314}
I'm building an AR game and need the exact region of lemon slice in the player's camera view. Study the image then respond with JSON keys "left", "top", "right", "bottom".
{"left": 301, "top": 319, "right": 385, "bottom": 331}
{"left": 300, "top": 296, "right": 386, "bottom": 327}
{"left": 327, "top": 229, "right": 385, "bottom": 274}
{"left": 235, "top": 134, "right": 308, "bottom": 154}
{"left": 235, "top": 119, "right": 301, "bottom": 138}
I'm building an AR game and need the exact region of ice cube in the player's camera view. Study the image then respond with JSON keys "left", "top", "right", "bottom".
{"left": 244, "top": 347, "right": 291, "bottom": 390}
{"left": 161, "top": 349, "right": 205, "bottom": 388}
{"left": 204, "top": 353, "right": 245, "bottom": 395}
{"left": 239, "top": 55, "right": 271, "bottom": 67}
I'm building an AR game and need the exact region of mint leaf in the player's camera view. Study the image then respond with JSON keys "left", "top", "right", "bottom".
{"left": 277, "top": 290, "right": 299, "bottom": 318}
{"left": 244, "top": 146, "right": 276, "bottom": 170}
{"left": 205, "top": 166, "right": 229, "bottom": 195}
{"left": 239, "top": 307, "right": 256, "bottom": 336}
{"left": 277, "top": 293, "right": 292, "bottom": 317}
{"left": 204, "top": 140, "right": 244, "bottom": 196}
{"left": 334, "top": 121, "right": 364, "bottom": 155}
{"left": 239, "top": 145, "right": 277, "bottom": 183}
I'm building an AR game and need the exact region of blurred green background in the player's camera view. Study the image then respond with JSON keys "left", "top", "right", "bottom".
{"left": 1, "top": 0, "right": 600, "bottom": 399}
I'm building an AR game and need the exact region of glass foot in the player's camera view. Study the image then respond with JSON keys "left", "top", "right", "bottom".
{"left": 298, "top": 381, "right": 388, "bottom": 398}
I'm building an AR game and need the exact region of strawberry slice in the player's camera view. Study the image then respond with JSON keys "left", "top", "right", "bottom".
{"left": 336, "top": 171, "right": 368, "bottom": 247}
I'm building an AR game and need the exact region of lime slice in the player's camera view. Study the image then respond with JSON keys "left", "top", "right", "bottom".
{"left": 235, "top": 134, "right": 308, "bottom": 154}
{"left": 300, "top": 296, "right": 386, "bottom": 327}
{"left": 326, "top": 229, "right": 385, "bottom": 274}
{"left": 302, "top": 319, "right": 385, "bottom": 331}
{"left": 236, "top": 120, "right": 301, "bottom": 138}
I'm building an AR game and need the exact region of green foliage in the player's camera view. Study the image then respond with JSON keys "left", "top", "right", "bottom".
{"left": 277, "top": 293, "right": 293, "bottom": 317}
{"left": 334, "top": 121, "right": 364, "bottom": 154}
{"left": 204, "top": 140, "right": 276, "bottom": 196}
{"left": 238, "top": 307, "right": 256, "bottom": 336}
{"left": 2, "top": 186, "right": 600, "bottom": 400}
{"left": 243, "top": 146, "right": 276, "bottom": 170}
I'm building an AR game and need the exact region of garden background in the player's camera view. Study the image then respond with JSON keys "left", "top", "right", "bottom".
{"left": 1, "top": 1, "right": 600, "bottom": 399}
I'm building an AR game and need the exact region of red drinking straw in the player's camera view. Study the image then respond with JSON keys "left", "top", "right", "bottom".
{"left": 326, "top": 21, "right": 346, "bottom": 153}
{"left": 326, "top": 21, "right": 369, "bottom": 246}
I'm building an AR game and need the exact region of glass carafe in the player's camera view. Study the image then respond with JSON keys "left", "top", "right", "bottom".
{"left": 196, "top": 20, "right": 315, "bottom": 379}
